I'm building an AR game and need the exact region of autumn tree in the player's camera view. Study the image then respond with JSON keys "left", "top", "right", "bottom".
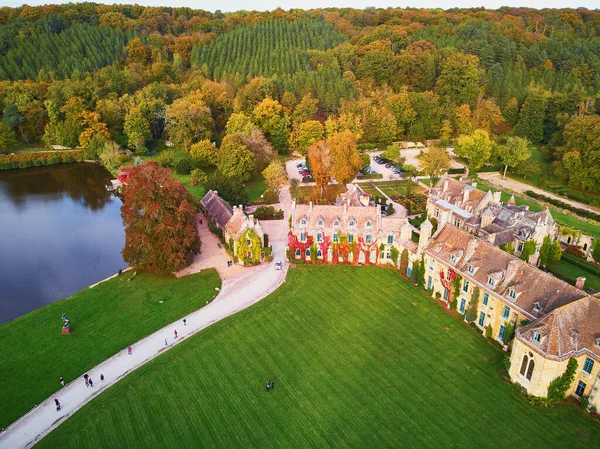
{"left": 557, "top": 115, "right": 600, "bottom": 192}
{"left": 292, "top": 93, "right": 319, "bottom": 124}
{"left": 0, "top": 122, "right": 17, "bottom": 152}
{"left": 99, "top": 140, "right": 120, "bottom": 173}
{"left": 252, "top": 97, "right": 290, "bottom": 153}
{"left": 217, "top": 140, "right": 255, "bottom": 182}
{"left": 324, "top": 113, "right": 363, "bottom": 141}
{"left": 79, "top": 111, "right": 111, "bottom": 149}
{"left": 166, "top": 92, "right": 213, "bottom": 151}
{"left": 308, "top": 141, "right": 332, "bottom": 195}
{"left": 380, "top": 145, "right": 405, "bottom": 166}
{"left": 190, "top": 139, "right": 220, "bottom": 166}
{"left": 225, "top": 112, "right": 255, "bottom": 135}
{"left": 497, "top": 136, "right": 531, "bottom": 179}
{"left": 290, "top": 120, "right": 324, "bottom": 155}
{"left": 418, "top": 146, "right": 451, "bottom": 183}
{"left": 454, "top": 104, "right": 474, "bottom": 135}
{"left": 124, "top": 108, "right": 152, "bottom": 152}
{"left": 455, "top": 130, "right": 493, "bottom": 172}
{"left": 261, "top": 160, "right": 288, "bottom": 192}
{"left": 121, "top": 162, "right": 200, "bottom": 274}
{"left": 502, "top": 98, "right": 519, "bottom": 127}
{"left": 327, "top": 130, "right": 362, "bottom": 185}
{"left": 436, "top": 52, "right": 482, "bottom": 107}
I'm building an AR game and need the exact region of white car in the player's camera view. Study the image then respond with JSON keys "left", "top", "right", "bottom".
{"left": 275, "top": 260, "right": 282, "bottom": 270}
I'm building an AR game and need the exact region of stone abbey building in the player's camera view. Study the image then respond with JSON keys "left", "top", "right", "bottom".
{"left": 287, "top": 181, "right": 599, "bottom": 410}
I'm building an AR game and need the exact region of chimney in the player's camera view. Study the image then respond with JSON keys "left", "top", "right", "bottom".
{"left": 419, "top": 219, "right": 433, "bottom": 250}
{"left": 471, "top": 182, "right": 477, "bottom": 188}
{"left": 463, "top": 188, "right": 470, "bottom": 203}
{"left": 528, "top": 253, "right": 539, "bottom": 267}
{"left": 377, "top": 204, "right": 381, "bottom": 216}
{"left": 400, "top": 222, "right": 412, "bottom": 241}
{"left": 213, "top": 190, "right": 218, "bottom": 197}
{"left": 576, "top": 277, "right": 586, "bottom": 290}
{"left": 493, "top": 192, "right": 501, "bottom": 203}
{"left": 249, "top": 214, "right": 255, "bottom": 224}
{"left": 309, "top": 201, "right": 313, "bottom": 213}
{"left": 443, "top": 179, "right": 449, "bottom": 192}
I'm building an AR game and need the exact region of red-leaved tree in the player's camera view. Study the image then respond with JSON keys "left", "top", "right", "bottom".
{"left": 121, "top": 162, "right": 200, "bottom": 273}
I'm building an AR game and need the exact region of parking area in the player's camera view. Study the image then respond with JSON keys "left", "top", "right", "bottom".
{"left": 285, "top": 158, "right": 311, "bottom": 183}
{"left": 368, "top": 152, "right": 401, "bottom": 180}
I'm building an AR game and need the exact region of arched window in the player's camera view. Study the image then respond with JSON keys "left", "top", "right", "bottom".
{"left": 300, "top": 219, "right": 307, "bottom": 226}
{"left": 295, "top": 249, "right": 300, "bottom": 257}
{"left": 520, "top": 355, "right": 528, "bottom": 376}
{"left": 317, "top": 249, "right": 322, "bottom": 258}
{"left": 526, "top": 359, "right": 535, "bottom": 380}
{"left": 317, "top": 219, "right": 324, "bottom": 227}
{"left": 366, "top": 221, "right": 372, "bottom": 228}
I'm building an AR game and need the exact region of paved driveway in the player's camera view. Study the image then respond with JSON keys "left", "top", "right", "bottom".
{"left": 0, "top": 188, "right": 294, "bottom": 449}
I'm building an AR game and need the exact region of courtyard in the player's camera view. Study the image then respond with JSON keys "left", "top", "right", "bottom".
{"left": 36, "top": 266, "right": 600, "bottom": 449}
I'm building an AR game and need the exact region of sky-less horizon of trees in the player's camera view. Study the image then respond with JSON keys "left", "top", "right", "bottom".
{"left": 0, "top": 5, "right": 599, "bottom": 192}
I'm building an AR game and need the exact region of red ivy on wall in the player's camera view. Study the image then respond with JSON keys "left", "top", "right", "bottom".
{"left": 288, "top": 231, "right": 381, "bottom": 266}
{"left": 439, "top": 268, "right": 457, "bottom": 290}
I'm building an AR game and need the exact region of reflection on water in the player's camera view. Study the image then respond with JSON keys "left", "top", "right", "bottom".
{"left": 0, "top": 163, "right": 126, "bottom": 324}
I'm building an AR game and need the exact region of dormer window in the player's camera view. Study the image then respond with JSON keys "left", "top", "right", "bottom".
{"left": 300, "top": 218, "right": 307, "bottom": 226}
{"left": 333, "top": 220, "right": 340, "bottom": 227}
{"left": 532, "top": 331, "right": 541, "bottom": 344}
{"left": 317, "top": 219, "right": 324, "bottom": 227}
{"left": 534, "top": 303, "right": 541, "bottom": 313}
{"left": 450, "top": 255, "right": 456, "bottom": 263}
{"left": 595, "top": 337, "right": 600, "bottom": 348}
{"left": 509, "top": 289, "right": 516, "bottom": 300}
{"left": 467, "top": 264, "right": 473, "bottom": 274}
{"left": 349, "top": 220, "right": 355, "bottom": 227}
{"left": 487, "top": 277, "right": 494, "bottom": 287}
{"left": 366, "top": 221, "right": 372, "bottom": 228}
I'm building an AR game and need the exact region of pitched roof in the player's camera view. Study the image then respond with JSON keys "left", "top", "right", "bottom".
{"left": 335, "top": 183, "right": 371, "bottom": 207}
{"left": 200, "top": 190, "right": 233, "bottom": 229}
{"left": 518, "top": 296, "right": 600, "bottom": 361}
{"left": 431, "top": 177, "right": 488, "bottom": 214}
{"left": 425, "top": 225, "right": 586, "bottom": 319}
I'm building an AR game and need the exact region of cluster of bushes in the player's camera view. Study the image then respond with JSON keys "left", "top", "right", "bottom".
{"left": 391, "top": 194, "right": 427, "bottom": 215}
{"left": 0, "top": 150, "right": 84, "bottom": 170}
{"left": 448, "top": 167, "right": 466, "bottom": 175}
{"left": 524, "top": 190, "right": 600, "bottom": 222}
{"left": 356, "top": 173, "right": 383, "bottom": 179}
{"left": 262, "top": 189, "right": 279, "bottom": 204}
{"left": 253, "top": 206, "right": 284, "bottom": 220}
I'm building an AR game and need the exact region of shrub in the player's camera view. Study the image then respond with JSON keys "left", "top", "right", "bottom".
{"left": 485, "top": 326, "right": 493, "bottom": 338}
{"left": 262, "top": 188, "right": 279, "bottom": 204}
{"left": 0, "top": 150, "right": 84, "bottom": 170}
{"left": 175, "top": 157, "right": 193, "bottom": 175}
{"left": 190, "top": 168, "right": 207, "bottom": 186}
{"left": 253, "top": 206, "right": 284, "bottom": 220}
{"left": 581, "top": 395, "right": 590, "bottom": 411}
{"left": 263, "top": 233, "right": 269, "bottom": 248}
{"left": 547, "top": 358, "right": 578, "bottom": 404}
{"left": 157, "top": 150, "right": 175, "bottom": 168}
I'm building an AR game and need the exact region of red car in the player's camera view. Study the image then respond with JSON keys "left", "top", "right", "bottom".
{"left": 301, "top": 170, "right": 311, "bottom": 177}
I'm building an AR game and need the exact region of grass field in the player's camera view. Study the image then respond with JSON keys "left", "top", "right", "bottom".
{"left": 38, "top": 267, "right": 599, "bottom": 448}
{"left": 0, "top": 269, "right": 221, "bottom": 430}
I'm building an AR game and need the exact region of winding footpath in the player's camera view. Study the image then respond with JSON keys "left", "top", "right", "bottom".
{"left": 0, "top": 188, "right": 292, "bottom": 449}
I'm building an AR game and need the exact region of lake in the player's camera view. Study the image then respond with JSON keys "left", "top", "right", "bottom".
{"left": 0, "top": 163, "right": 126, "bottom": 325}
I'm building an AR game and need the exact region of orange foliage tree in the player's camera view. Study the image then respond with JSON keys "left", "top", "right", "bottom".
{"left": 121, "top": 162, "right": 201, "bottom": 274}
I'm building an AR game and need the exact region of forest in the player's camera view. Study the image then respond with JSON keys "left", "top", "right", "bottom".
{"left": 0, "top": 4, "right": 599, "bottom": 192}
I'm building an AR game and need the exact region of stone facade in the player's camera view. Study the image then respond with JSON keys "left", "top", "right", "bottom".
{"left": 201, "top": 190, "right": 266, "bottom": 265}
{"left": 427, "top": 176, "right": 557, "bottom": 256}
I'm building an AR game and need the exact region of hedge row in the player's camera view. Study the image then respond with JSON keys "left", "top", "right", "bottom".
{"left": 524, "top": 190, "right": 600, "bottom": 223}
{"left": 253, "top": 206, "right": 284, "bottom": 220}
{"left": 0, "top": 151, "right": 85, "bottom": 170}
{"left": 561, "top": 253, "right": 600, "bottom": 276}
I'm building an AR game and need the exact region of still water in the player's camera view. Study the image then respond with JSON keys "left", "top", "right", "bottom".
{"left": 0, "top": 163, "right": 126, "bottom": 324}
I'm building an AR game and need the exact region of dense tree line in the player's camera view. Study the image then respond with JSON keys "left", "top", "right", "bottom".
{"left": 191, "top": 19, "right": 346, "bottom": 79}
{"left": 0, "top": 24, "right": 128, "bottom": 80}
{"left": 0, "top": 5, "right": 599, "bottom": 192}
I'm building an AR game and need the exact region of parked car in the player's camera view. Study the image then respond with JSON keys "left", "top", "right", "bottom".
{"left": 275, "top": 260, "right": 282, "bottom": 270}
{"left": 296, "top": 162, "right": 306, "bottom": 168}
{"left": 301, "top": 170, "right": 311, "bottom": 177}
{"left": 375, "top": 159, "right": 385, "bottom": 165}
{"left": 385, "top": 163, "right": 393, "bottom": 169}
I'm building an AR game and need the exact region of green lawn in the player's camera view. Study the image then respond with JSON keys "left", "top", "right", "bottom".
{"left": 547, "top": 259, "right": 600, "bottom": 292}
{"left": 0, "top": 270, "right": 221, "bottom": 430}
{"left": 38, "top": 267, "right": 599, "bottom": 448}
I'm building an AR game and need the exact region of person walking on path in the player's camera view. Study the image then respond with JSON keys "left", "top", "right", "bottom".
{"left": 183, "top": 318, "right": 187, "bottom": 326}
{"left": 59, "top": 377, "right": 65, "bottom": 387}
{"left": 164, "top": 338, "right": 168, "bottom": 346}
{"left": 128, "top": 346, "right": 132, "bottom": 355}
{"left": 83, "top": 374, "right": 89, "bottom": 387}
{"left": 100, "top": 374, "right": 104, "bottom": 382}
{"left": 54, "top": 399, "right": 61, "bottom": 411}
{"left": 174, "top": 329, "right": 178, "bottom": 339}
{"left": 89, "top": 378, "right": 94, "bottom": 388}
